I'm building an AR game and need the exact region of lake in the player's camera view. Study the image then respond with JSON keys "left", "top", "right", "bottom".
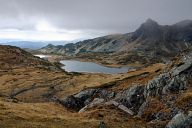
{"left": 35, "top": 55, "right": 51, "bottom": 58}
{"left": 60, "top": 60, "right": 131, "bottom": 74}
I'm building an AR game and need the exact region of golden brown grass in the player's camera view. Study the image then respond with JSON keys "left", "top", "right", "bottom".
{"left": 0, "top": 63, "right": 165, "bottom": 128}
{"left": 0, "top": 98, "right": 99, "bottom": 128}
{"left": 0, "top": 98, "right": 149, "bottom": 128}
{"left": 0, "top": 45, "right": 167, "bottom": 128}
{"left": 2, "top": 44, "right": 192, "bottom": 128}
{"left": 176, "top": 88, "right": 192, "bottom": 112}
{"left": 0, "top": 63, "right": 164, "bottom": 101}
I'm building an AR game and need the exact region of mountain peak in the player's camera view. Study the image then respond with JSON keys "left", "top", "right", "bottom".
{"left": 137, "top": 19, "right": 160, "bottom": 32}
{"left": 131, "top": 19, "right": 161, "bottom": 41}
{"left": 142, "top": 18, "right": 159, "bottom": 27}
{"left": 146, "top": 18, "right": 156, "bottom": 22}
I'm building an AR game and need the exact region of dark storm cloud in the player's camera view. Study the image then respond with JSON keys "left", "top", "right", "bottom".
{"left": 0, "top": 0, "right": 192, "bottom": 33}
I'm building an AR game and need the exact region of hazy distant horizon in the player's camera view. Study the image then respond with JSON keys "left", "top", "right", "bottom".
{"left": 0, "top": 18, "right": 192, "bottom": 43}
{"left": 0, "top": 39, "right": 81, "bottom": 49}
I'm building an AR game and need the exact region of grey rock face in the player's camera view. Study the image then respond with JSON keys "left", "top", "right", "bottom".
{"left": 144, "top": 73, "right": 170, "bottom": 97}
{"left": 172, "top": 51, "right": 192, "bottom": 76}
{"left": 95, "top": 89, "right": 114, "bottom": 99}
{"left": 59, "top": 89, "right": 97, "bottom": 111}
{"left": 60, "top": 88, "right": 114, "bottom": 111}
{"left": 139, "top": 52, "right": 192, "bottom": 123}
{"left": 166, "top": 111, "right": 192, "bottom": 128}
{"left": 59, "top": 95, "right": 83, "bottom": 111}
{"left": 115, "top": 85, "right": 145, "bottom": 113}
{"left": 137, "top": 99, "right": 150, "bottom": 117}
{"left": 155, "top": 108, "right": 180, "bottom": 121}
{"left": 144, "top": 72, "right": 189, "bottom": 98}
{"left": 74, "top": 89, "right": 96, "bottom": 102}
{"left": 144, "top": 52, "right": 192, "bottom": 98}
{"left": 162, "top": 75, "right": 188, "bottom": 94}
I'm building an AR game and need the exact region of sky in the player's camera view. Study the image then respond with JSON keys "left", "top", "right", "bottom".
{"left": 0, "top": 0, "right": 192, "bottom": 41}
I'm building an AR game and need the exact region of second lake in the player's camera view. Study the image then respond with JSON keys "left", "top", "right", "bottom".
{"left": 60, "top": 60, "right": 131, "bottom": 74}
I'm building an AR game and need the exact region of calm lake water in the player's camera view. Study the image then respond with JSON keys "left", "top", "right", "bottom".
{"left": 60, "top": 60, "right": 131, "bottom": 74}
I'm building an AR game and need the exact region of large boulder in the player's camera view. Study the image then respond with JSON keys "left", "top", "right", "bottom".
{"left": 74, "top": 88, "right": 96, "bottom": 105}
{"left": 144, "top": 73, "right": 170, "bottom": 98}
{"left": 59, "top": 88, "right": 114, "bottom": 111}
{"left": 59, "top": 95, "right": 84, "bottom": 111}
{"left": 59, "top": 89, "right": 97, "bottom": 111}
{"left": 115, "top": 85, "right": 145, "bottom": 113}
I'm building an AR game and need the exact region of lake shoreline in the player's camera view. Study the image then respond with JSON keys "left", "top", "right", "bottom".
{"left": 34, "top": 54, "right": 142, "bottom": 69}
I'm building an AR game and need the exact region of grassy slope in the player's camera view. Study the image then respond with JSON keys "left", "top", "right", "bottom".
{"left": 0, "top": 62, "right": 164, "bottom": 128}
{"left": 0, "top": 45, "right": 170, "bottom": 128}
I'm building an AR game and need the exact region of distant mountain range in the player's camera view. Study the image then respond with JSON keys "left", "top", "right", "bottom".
{"left": 40, "top": 19, "right": 192, "bottom": 65}
{"left": 0, "top": 40, "right": 78, "bottom": 49}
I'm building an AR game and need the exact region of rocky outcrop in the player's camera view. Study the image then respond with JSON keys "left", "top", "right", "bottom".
{"left": 166, "top": 111, "right": 192, "bottom": 128}
{"left": 58, "top": 48, "right": 192, "bottom": 127}
{"left": 59, "top": 49, "right": 192, "bottom": 127}
{"left": 144, "top": 51, "right": 192, "bottom": 98}
{"left": 59, "top": 88, "right": 116, "bottom": 111}
{"left": 60, "top": 85, "right": 145, "bottom": 115}
{"left": 115, "top": 85, "right": 145, "bottom": 113}
{"left": 137, "top": 99, "right": 150, "bottom": 117}
{"left": 59, "top": 89, "right": 97, "bottom": 111}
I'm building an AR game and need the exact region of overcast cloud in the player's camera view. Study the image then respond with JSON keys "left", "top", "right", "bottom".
{"left": 0, "top": 0, "right": 191, "bottom": 41}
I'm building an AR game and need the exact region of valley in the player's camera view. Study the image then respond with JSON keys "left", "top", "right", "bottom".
{"left": 0, "top": 19, "right": 192, "bottom": 128}
{"left": 1, "top": 42, "right": 192, "bottom": 127}
{"left": 1, "top": 0, "right": 192, "bottom": 127}
{"left": 0, "top": 45, "right": 166, "bottom": 128}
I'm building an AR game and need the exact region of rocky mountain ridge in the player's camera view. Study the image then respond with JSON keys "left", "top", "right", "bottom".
{"left": 39, "top": 19, "right": 192, "bottom": 65}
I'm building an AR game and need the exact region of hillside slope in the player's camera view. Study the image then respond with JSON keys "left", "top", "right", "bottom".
{"left": 1, "top": 45, "right": 192, "bottom": 127}
{"left": 0, "top": 45, "right": 60, "bottom": 70}
{"left": 0, "top": 45, "right": 155, "bottom": 127}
